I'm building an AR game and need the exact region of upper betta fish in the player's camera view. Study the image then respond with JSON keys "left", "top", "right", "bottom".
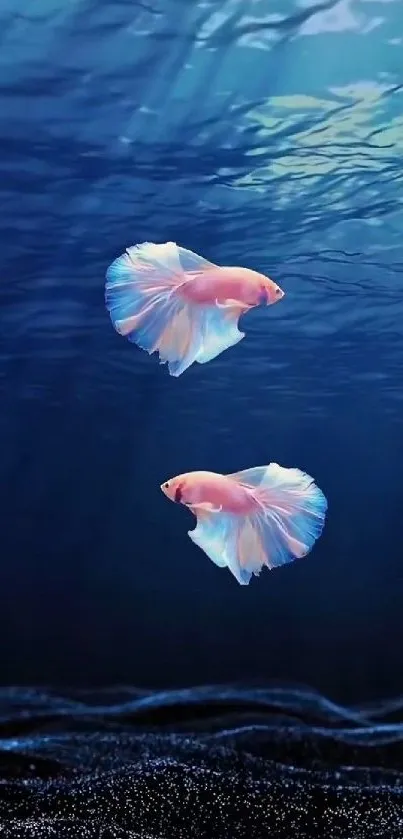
{"left": 161, "top": 463, "right": 327, "bottom": 585}
{"left": 105, "top": 241, "right": 284, "bottom": 376}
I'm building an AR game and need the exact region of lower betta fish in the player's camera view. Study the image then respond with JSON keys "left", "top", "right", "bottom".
{"left": 161, "top": 464, "right": 327, "bottom": 585}
{"left": 105, "top": 241, "right": 284, "bottom": 376}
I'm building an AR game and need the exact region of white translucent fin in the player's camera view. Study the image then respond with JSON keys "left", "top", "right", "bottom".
{"left": 188, "top": 465, "right": 327, "bottom": 585}
{"left": 106, "top": 242, "right": 183, "bottom": 322}
{"left": 194, "top": 303, "right": 245, "bottom": 365}
{"left": 188, "top": 511, "right": 250, "bottom": 582}
{"left": 229, "top": 463, "right": 328, "bottom": 571}
{"left": 175, "top": 245, "right": 218, "bottom": 274}
{"left": 105, "top": 241, "right": 244, "bottom": 376}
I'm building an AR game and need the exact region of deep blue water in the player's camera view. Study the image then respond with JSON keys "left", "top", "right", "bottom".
{"left": 1, "top": 0, "right": 403, "bottom": 834}
{"left": 2, "top": 0, "right": 403, "bottom": 700}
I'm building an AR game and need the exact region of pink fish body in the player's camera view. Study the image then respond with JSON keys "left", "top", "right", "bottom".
{"left": 105, "top": 242, "right": 284, "bottom": 376}
{"left": 161, "top": 464, "right": 327, "bottom": 585}
{"left": 180, "top": 265, "right": 283, "bottom": 306}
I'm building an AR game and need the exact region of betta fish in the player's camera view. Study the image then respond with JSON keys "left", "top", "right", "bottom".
{"left": 161, "top": 464, "right": 327, "bottom": 585}
{"left": 105, "top": 241, "right": 284, "bottom": 376}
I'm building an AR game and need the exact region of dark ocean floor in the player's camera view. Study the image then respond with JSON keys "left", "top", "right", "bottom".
{"left": 0, "top": 685, "right": 402, "bottom": 837}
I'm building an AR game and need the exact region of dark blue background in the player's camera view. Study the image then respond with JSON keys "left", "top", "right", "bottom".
{"left": 1, "top": 0, "right": 403, "bottom": 702}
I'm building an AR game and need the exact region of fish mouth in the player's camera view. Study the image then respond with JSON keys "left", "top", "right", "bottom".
{"left": 259, "top": 287, "right": 285, "bottom": 305}
{"left": 160, "top": 482, "right": 182, "bottom": 503}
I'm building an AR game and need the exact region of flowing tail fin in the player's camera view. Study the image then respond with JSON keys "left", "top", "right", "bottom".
{"left": 188, "top": 464, "right": 327, "bottom": 585}
{"left": 105, "top": 241, "right": 246, "bottom": 376}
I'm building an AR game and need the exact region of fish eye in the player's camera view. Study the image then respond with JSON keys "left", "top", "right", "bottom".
{"left": 275, "top": 287, "right": 281, "bottom": 295}
{"left": 163, "top": 481, "right": 169, "bottom": 489}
